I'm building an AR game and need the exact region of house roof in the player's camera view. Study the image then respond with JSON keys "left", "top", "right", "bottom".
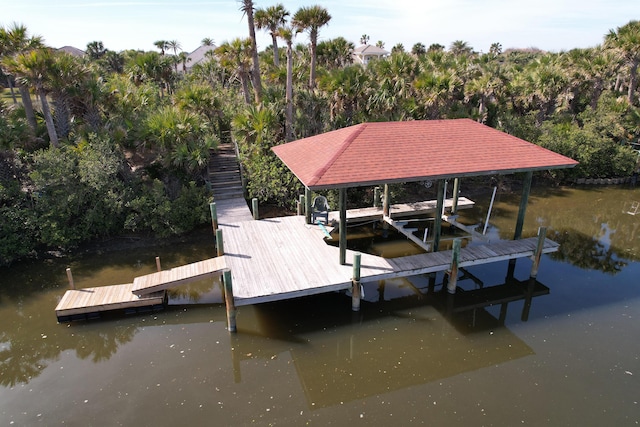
{"left": 57, "top": 46, "right": 85, "bottom": 57}
{"left": 353, "top": 44, "right": 389, "bottom": 56}
{"left": 272, "top": 119, "right": 578, "bottom": 190}
{"left": 186, "top": 45, "right": 217, "bottom": 70}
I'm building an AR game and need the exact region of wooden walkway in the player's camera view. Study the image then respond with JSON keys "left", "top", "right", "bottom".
{"left": 132, "top": 257, "right": 227, "bottom": 295}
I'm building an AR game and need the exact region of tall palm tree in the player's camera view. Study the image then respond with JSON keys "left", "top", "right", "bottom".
{"left": 4, "top": 48, "right": 59, "bottom": 147}
{"left": 0, "top": 23, "right": 43, "bottom": 131}
{"left": 238, "top": 0, "right": 262, "bottom": 103}
{"left": 292, "top": 5, "right": 331, "bottom": 89}
{"left": 167, "top": 40, "right": 181, "bottom": 72}
{"left": 201, "top": 37, "right": 215, "bottom": 46}
{"left": 215, "top": 38, "right": 254, "bottom": 104}
{"left": 276, "top": 26, "right": 295, "bottom": 140}
{"left": 605, "top": 20, "right": 640, "bottom": 104}
{"left": 255, "top": 4, "right": 289, "bottom": 67}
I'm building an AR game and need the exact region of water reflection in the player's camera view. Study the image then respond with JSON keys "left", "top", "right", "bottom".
{"left": 228, "top": 260, "right": 547, "bottom": 408}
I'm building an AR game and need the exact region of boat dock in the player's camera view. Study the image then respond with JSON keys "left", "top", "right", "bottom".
{"left": 55, "top": 196, "right": 558, "bottom": 323}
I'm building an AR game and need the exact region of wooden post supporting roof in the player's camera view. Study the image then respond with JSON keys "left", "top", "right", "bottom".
{"left": 433, "top": 180, "right": 445, "bottom": 252}
{"left": 452, "top": 178, "right": 460, "bottom": 215}
{"left": 383, "top": 184, "right": 390, "bottom": 217}
{"left": 339, "top": 188, "right": 347, "bottom": 265}
{"left": 305, "top": 187, "right": 312, "bottom": 224}
{"left": 514, "top": 171, "right": 533, "bottom": 240}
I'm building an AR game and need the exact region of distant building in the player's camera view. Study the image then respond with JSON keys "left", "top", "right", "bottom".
{"left": 185, "top": 44, "right": 217, "bottom": 72}
{"left": 57, "top": 46, "right": 86, "bottom": 58}
{"left": 352, "top": 44, "right": 389, "bottom": 65}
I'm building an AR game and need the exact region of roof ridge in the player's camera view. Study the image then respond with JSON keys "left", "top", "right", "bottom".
{"left": 308, "top": 124, "right": 367, "bottom": 187}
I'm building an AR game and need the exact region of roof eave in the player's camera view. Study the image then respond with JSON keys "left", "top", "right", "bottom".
{"left": 305, "top": 163, "right": 578, "bottom": 191}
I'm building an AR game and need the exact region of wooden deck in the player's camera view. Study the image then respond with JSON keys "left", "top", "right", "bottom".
{"left": 221, "top": 214, "right": 559, "bottom": 306}
{"left": 132, "top": 257, "right": 227, "bottom": 295}
{"left": 328, "top": 197, "right": 474, "bottom": 223}
{"left": 55, "top": 283, "right": 166, "bottom": 321}
{"left": 55, "top": 196, "right": 560, "bottom": 324}
{"left": 215, "top": 197, "right": 253, "bottom": 223}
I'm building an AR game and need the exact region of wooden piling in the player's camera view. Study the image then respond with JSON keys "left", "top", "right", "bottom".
{"left": 305, "top": 187, "right": 312, "bottom": 224}
{"left": 530, "top": 227, "right": 547, "bottom": 278}
{"left": 433, "top": 180, "right": 445, "bottom": 252}
{"left": 447, "top": 238, "right": 461, "bottom": 294}
{"left": 155, "top": 256, "right": 162, "bottom": 272}
{"left": 383, "top": 184, "right": 390, "bottom": 217}
{"left": 66, "top": 268, "right": 75, "bottom": 290}
{"left": 451, "top": 178, "right": 460, "bottom": 214}
{"left": 297, "top": 194, "right": 305, "bottom": 215}
{"left": 251, "top": 198, "right": 259, "bottom": 220}
{"left": 223, "top": 270, "right": 237, "bottom": 332}
{"left": 352, "top": 253, "right": 362, "bottom": 311}
{"left": 373, "top": 187, "right": 381, "bottom": 208}
{"left": 216, "top": 228, "right": 224, "bottom": 256}
{"left": 209, "top": 202, "right": 218, "bottom": 231}
{"left": 339, "top": 188, "right": 347, "bottom": 265}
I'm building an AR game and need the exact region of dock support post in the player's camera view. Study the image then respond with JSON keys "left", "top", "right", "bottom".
{"left": 298, "top": 194, "right": 305, "bottom": 216}
{"left": 373, "top": 187, "right": 381, "bottom": 208}
{"left": 251, "top": 198, "right": 259, "bottom": 220}
{"left": 339, "top": 188, "right": 347, "bottom": 265}
{"left": 305, "top": 187, "right": 312, "bottom": 224}
{"left": 209, "top": 202, "right": 218, "bottom": 231}
{"left": 383, "top": 184, "right": 390, "bottom": 216}
{"left": 447, "top": 239, "right": 461, "bottom": 294}
{"left": 66, "top": 268, "right": 75, "bottom": 290}
{"left": 522, "top": 226, "right": 547, "bottom": 321}
{"left": 514, "top": 171, "right": 533, "bottom": 240}
{"left": 352, "top": 253, "right": 362, "bottom": 311}
{"left": 155, "top": 256, "right": 162, "bottom": 272}
{"left": 223, "top": 270, "right": 237, "bottom": 332}
{"left": 216, "top": 228, "right": 224, "bottom": 256}
{"left": 451, "top": 178, "right": 460, "bottom": 214}
{"left": 433, "top": 180, "right": 445, "bottom": 252}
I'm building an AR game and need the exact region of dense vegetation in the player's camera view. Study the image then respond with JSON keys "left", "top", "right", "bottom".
{"left": 1, "top": 5, "right": 640, "bottom": 266}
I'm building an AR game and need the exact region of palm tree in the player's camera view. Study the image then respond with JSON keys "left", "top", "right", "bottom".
{"left": 178, "top": 51, "right": 191, "bottom": 72}
{"left": 255, "top": 4, "right": 289, "bottom": 67}
{"left": 450, "top": 40, "right": 473, "bottom": 56}
{"left": 411, "top": 42, "right": 426, "bottom": 56}
{"left": 86, "top": 41, "right": 106, "bottom": 60}
{"left": 238, "top": 0, "right": 262, "bottom": 103}
{"left": 167, "top": 40, "right": 181, "bottom": 72}
{"left": 292, "top": 5, "right": 331, "bottom": 89}
{"left": 276, "top": 25, "right": 295, "bottom": 141}
{"left": 0, "top": 23, "right": 43, "bottom": 131}
{"left": 360, "top": 34, "right": 370, "bottom": 45}
{"left": 154, "top": 40, "right": 168, "bottom": 55}
{"left": 201, "top": 37, "right": 215, "bottom": 46}
{"left": 605, "top": 20, "right": 640, "bottom": 104}
{"left": 215, "top": 38, "right": 254, "bottom": 104}
{"left": 4, "top": 48, "right": 59, "bottom": 147}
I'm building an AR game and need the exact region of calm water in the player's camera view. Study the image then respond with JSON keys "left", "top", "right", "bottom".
{"left": 1, "top": 185, "right": 640, "bottom": 426}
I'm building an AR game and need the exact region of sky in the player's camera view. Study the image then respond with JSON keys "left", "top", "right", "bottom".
{"left": 3, "top": 0, "right": 638, "bottom": 54}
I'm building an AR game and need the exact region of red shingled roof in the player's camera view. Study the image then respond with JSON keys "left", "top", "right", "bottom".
{"left": 272, "top": 119, "right": 578, "bottom": 190}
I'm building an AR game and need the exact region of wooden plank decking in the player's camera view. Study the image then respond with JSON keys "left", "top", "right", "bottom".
{"left": 221, "top": 214, "right": 559, "bottom": 306}
{"left": 55, "top": 283, "right": 165, "bottom": 320}
{"left": 215, "top": 197, "right": 253, "bottom": 223}
{"left": 132, "top": 257, "right": 227, "bottom": 295}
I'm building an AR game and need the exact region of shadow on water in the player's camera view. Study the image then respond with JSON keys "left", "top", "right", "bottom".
{"left": 228, "top": 260, "right": 546, "bottom": 408}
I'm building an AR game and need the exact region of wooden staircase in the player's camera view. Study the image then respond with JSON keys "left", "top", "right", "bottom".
{"left": 207, "top": 143, "right": 245, "bottom": 200}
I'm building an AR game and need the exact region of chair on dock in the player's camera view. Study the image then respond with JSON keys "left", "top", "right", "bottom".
{"left": 312, "top": 196, "right": 330, "bottom": 225}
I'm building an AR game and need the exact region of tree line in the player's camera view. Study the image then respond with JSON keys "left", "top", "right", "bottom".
{"left": 1, "top": 3, "right": 639, "bottom": 265}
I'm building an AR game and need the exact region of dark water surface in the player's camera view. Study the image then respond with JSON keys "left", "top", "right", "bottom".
{"left": 1, "top": 185, "right": 640, "bottom": 426}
